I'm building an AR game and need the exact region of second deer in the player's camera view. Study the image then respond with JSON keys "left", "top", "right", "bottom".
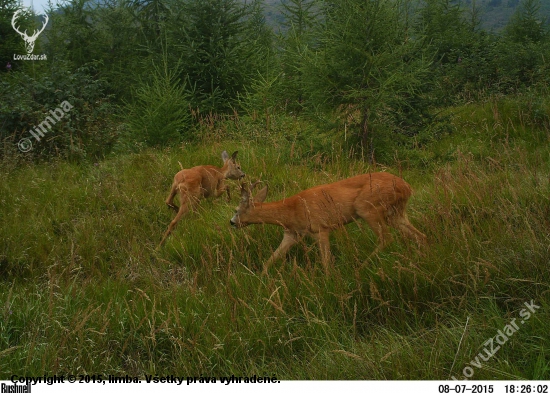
{"left": 159, "top": 150, "right": 245, "bottom": 247}
{"left": 230, "top": 173, "right": 426, "bottom": 274}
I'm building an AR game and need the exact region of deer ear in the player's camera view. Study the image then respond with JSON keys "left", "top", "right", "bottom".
{"left": 231, "top": 151, "right": 238, "bottom": 161}
{"left": 253, "top": 186, "right": 268, "bottom": 204}
{"left": 221, "top": 150, "right": 229, "bottom": 162}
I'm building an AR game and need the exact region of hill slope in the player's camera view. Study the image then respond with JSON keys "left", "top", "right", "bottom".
{"left": 1, "top": 97, "right": 549, "bottom": 378}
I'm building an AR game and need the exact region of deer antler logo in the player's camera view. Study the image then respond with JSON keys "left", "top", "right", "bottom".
{"left": 11, "top": 9, "right": 49, "bottom": 54}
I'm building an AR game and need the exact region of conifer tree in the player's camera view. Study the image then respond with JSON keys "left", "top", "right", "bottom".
{"left": 505, "top": 0, "right": 547, "bottom": 43}
{"left": 174, "top": 0, "right": 270, "bottom": 113}
{"left": 301, "top": 0, "right": 431, "bottom": 159}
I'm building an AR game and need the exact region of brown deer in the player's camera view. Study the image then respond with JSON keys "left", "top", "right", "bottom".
{"left": 159, "top": 150, "right": 245, "bottom": 247}
{"left": 230, "top": 173, "right": 426, "bottom": 274}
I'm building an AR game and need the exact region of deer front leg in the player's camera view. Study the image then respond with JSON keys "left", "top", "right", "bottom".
{"left": 262, "top": 231, "right": 298, "bottom": 275}
{"left": 214, "top": 181, "right": 231, "bottom": 201}
{"left": 225, "top": 185, "right": 231, "bottom": 201}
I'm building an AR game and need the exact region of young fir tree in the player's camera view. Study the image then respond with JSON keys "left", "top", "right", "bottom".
{"left": 278, "top": 0, "right": 318, "bottom": 112}
{"left": 498, "top": 0, "right": 549, "bottom": 87}
{"left": 505, "top": 0, "right": 547, "bottom": 43}
{"left": 174, "top": 0, "right": 270, "bottom": 113}
{"left": 300, "top": 0, "right": 431, "bottom": 160}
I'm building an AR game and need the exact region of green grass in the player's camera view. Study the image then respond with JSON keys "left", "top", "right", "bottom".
{"left": 0, "top": 99, "right": 549, "bottom": 379}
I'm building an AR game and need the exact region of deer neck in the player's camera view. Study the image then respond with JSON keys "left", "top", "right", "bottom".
{"left": 247, "top": 202, "right": 290, "bottom": 226}
{"left": 218, "top": 162, "right": 231, "bottom": 179}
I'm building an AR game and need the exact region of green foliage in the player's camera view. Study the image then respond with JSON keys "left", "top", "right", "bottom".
{"left": 417, "top": 0, "right": 476, "bottom": 65}
{"left": 275, "top": 0, "right": 319, "bottom": 112}
{"left": 170, "top": 0, "right": 272, "bottom": 113}
{"left": 237, "top": 0, "right": 319, "bottom": 116}
{"left": 505, "top": 0, "right": 547, "bottom": 43}
{"left": 417, "top": 0, "right": 550, "bottom": 100}
{"left": 129, "top": 0, "right": 169, "bottom": 46}
{"left": 4, "top": 0, "right": 550, "bottom": 158}
{"left": 44, "top": 0, "right": 144, "bottom": 100}
{"left": 0, "top": 0, "right": 22, "bottom": 68}
{"left": 123, "top": 60, "right": 191, "bottom": 147}
{"left": 281, "top": 0, "right": 317, "bottom": 34}
{"left": 489, "top": 0, "right": 550, "bottom": 89}
{"left": 298, "top": 0, "right": 434, "bottom": 160}
{"left": 0, "top": 61, "right": 117, "bottom": 160}
{"left": 45, "top": 0, "right": 98, "bottom": 69}
{"left": 417, "top": 0, "right": 494, "bottom": 101}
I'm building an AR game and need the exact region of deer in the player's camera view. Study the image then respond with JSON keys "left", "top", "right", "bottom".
{"left": 230, "top": 173, "right": 427, "bottom": 275}
{"left": 11, "top": 9, "right": 49, "bottom": 54}
{"left": 159, "top": 150, "right": 245, "bottom": 247}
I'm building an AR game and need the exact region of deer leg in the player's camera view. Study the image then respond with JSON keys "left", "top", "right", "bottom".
{"left": 213, "top": 180, "right": 230, "bottom": 201}
{"left": 165, "top": 183, "right": 179, "bottom": 213}
{"left": 262, "top": 232, "right": 298, "bottom": 275}
{"left": 159, "top": 202, "right": 190, "bottom": 247}
{"left": 225, "top": 185, "right": 231, "bottom": 202}
{"left": 159, "top": 187, "right": 198, "bottom": 248}
{"left": 392, "top": 214, "right": 427, "bottom": 246}
{"left": 312, "top": 230, "right": 332, "bottom": 275}
{"left": 359, "top": 211, "right": 393, "bottom": 256}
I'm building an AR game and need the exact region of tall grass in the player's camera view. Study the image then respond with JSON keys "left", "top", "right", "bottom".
{"left": 0, "top": 99, "right": 549, "bottom": 379}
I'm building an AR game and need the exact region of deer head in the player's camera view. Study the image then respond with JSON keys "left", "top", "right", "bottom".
{"left": 230, "top": 181, "right": 267, "bottom": 228}
{"left": 221, "top": 150, "right": 245, "bottom": 180}
{"left": 12, "top": 9, "right": 49, "bottom": 54}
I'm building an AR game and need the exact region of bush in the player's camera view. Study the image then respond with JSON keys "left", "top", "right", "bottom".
{"left": 0, "top": 61, "right": 118, "bottom": 161}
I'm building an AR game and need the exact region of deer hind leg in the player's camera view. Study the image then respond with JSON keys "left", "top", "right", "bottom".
{"left": 356, "top": 208, "right": 393, "bottom": 256}
{"left": 391, "top": 213, "right": 427, "bottom": 246}
{"left": 158, "top": 186, "right": 199, "bottom": 248}
{"left": 165, "top": 182, "right": 179, "bottom": 212}
{"left": 263, "top": 232, "right": 298, "bottom": 275}
{"left": 159, "top": 202, "right": 190, "bottom": 247}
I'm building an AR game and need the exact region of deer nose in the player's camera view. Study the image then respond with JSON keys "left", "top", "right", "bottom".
{"left": 230, "top": 219, "right": 236, "bottom": 227}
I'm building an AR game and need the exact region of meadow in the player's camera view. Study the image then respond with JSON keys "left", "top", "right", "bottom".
{"left": 0, "top": 98, "right": 549, "bottom": 379}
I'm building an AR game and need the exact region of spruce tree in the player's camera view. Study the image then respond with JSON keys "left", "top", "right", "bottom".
{"left": 174, "top": 0, "right": 270, "bottom": 113}
{"left": 300, "top": 0, "right": 431, "bottom": 159}
{"left": 505, "top": 0, "right": 547, "bottom": 44}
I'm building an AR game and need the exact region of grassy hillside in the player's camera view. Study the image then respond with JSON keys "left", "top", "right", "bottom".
{"left": 0, "top": 98, "right": 549, "bottom": 379}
